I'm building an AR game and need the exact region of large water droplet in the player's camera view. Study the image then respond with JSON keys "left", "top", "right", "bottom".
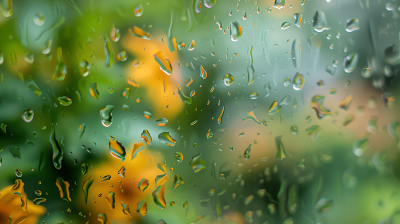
{"left": 345, "top": 18, "right": 360, "bottom": 32}
{"left": 292, "top": 72, "right": 304, "bottom": 90}
{"left": 223, "top": 74, "right": 234, "bottom": 86}
{"left": 100, "top": 105, "right": 114, "bottom": 127}
{"left": 22, "top": 109, "right": 34, "bottom": 122}
{"left": 33, "top": 13, "right": 45, "bottom": 26}
{"left": 343, "top": 52, "right": 359, "bottom": 73}
{"left": 230, "top": 21, "right": 242, "bottom": 42}
{"left": 291, "top": 39, "right": 301, "bottom": 68}
{"left": 312, "top": 11, "right": 330, "bottom": 32}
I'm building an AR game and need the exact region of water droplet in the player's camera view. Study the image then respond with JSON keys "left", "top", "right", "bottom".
{"left": 55, "top": 177, "right": 71, "bottom": 202}
{"left": 123, "top": 88, "right": 130, "bottom": 98}
{"left": 118, "top": 166, "right": 126, "bottom": 178}
{"left": 108, "top": 135, "right": 126, "bottom": 161}
{"left": 305, "top": 125, "right": 322, "bottom": 141}
{"left": 104, "top": 36, "right": 114, "bottom": 67}
{"left": 190, "top": 154, "right": 206, "bottom": 173}
{"left": 141, "top": 130, "right": 152, "bottom": 145}
{"left": 173, "top": 174, "right": 184, "bottom": 188}
{"left": 79, "top": 60, "right": 91, "bottom": 77}
{"left": 105, "top": 191, "right": 115, "bottom": 209}
{"left": 343, "top": 114, "right": 355, "bottom": 126}
{"left": 230, "top": 21, "right": 242, "bottom": 42}
{"left": 33, "top": 13, "right": 45, "bottom": 26}
{"left": 178, "top": 87, "right": 192, "bottom": 104}
{"left": 97, "top": 213, "right": 108, "bottom": 224}
{"left": 89, "top": 82, "right": 100, "bottom": 100}
{"left": 273, "top": 0, "right": 285, "bottom": 9}
{"left": 384, "top": 44, "right": 400, "bottom": 65}
{"left": 290, "top": 125, "right": 298, "bottom": 135}
{"left": 53, "top": 47, "right": 67, "bottom": 81}
{"left": 110, "top": 26, "right": 120, "bottom": 42}
{"left": 24, "top": 53, "right": 34, "bottom": 64}
{"left": 152, "top": 185, "right": 166, "bottom": 209}
{"left": 129, "top": 142, "right": 144, "bottom": 161}
{"left": 134, "top": 4, "right": 144, "bottom": 17}
{"left": 243, "top": 144, "right": 252, "bottom": 160}
{"left": 117, "top": 51, "right": 128, "bottom": 61}
{"left": 312, "top": 11, "right": 330, "bottom": 32}
{"left": 129, "top": 26, "right": 151, "bottom": 40}
{"left": 291, "top": 39, "right": 301, "bottom": 68}
{"left": 343, "top": 52, "right": 359, "bottom": 73}
{"left": 269, "top": 101, "right": 282, "bottom": 115}
{"left": 275, "top": 135, "right": 286, "bottom": 160}
{"left": 294, "top": 13, "right": 303, "bottom": 28}
{"left": 223, "top": 74, "right": 234, "bottom": 86}
{"left": 315, "top": 198, "right": 333, "bottom": 213}
{"left": 311, "top": 95, "right": 332, "bottom": 120}
{"left": 101, "top": 175, "right": 111, "bottom": 182}
{"left": 158, "top": 132, "right": 176, "bottom": 146}
{"left": 58, "top": 96, "right": 72, "bottom": 106}
{"left": 42, "top": 39, "right": 52, "bottom": 54}
{"left": 250, "top": 92, "right": 259, "bottom": 99}
{"left": 154, "top": 51, "right": 172, "bottom": 75}
{"left": 50, "top": 127, "right": 63, "bottom": 170}
{"left": 242, "top": 11, "right": 247, "bottom": 20}
{"left": 178, "top": 42, "right": 185, "bottom": 50}
{"left": 78, "top": 123, "right": 86, "bottom": 139}
{"left": 218, "top": 106, "right": 225, "bottom": 125}
{"left": 281, "top": 22, "right": 290, "bottom": 30}
{"left": 338, "top": 95, "right": 354, "bottom": 110}
{"left": 22, "top": 109, "right": 34, "bottom": 122}
{"left": 100, "top": 105, "right": 114, "bottom": 127}
{"left": 121, "top": 203, "right": 131, "bottom": 215}
{"left": 139, "top": 178, "right": 149, "bottom": 192}
{"left": 345, "top": 18, "right": 360, "bottom": 32}
{"left": 292, "top": 72, "right": 304, "bottom": 90}
{"left": 200, "top": 65, "right": 207, "bottom": 79}
{"left": 204, "top": 0, "right": 217, "bottom": 8}
{"left": 175, "top": 152, "right": 183, "bottom": 162}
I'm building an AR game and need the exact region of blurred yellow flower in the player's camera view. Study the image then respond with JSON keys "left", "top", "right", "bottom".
{"left": 0, "top": 183, "right": 46, "bottom": 224}
{"left": 123, "top": 33, "right": 184, "bottom": 120}
{"left": 79, "top": 149, "right": 163, "bottom": 223}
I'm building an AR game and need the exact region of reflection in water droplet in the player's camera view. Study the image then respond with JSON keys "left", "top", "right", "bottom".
{"left": 275, "top": 135, "right": 286, "bottom": 160}
{"left": 100, "top": 105, "right": 114, "bottom": 127}
{"left": 343, "top": 53, "right": 359, "bottom": 73}
{"left": 33, "top": 13, "right": 45, "bottom": 26}
{"left": 343, "top": 114, "right": 355, "bottom": 126}
{"left": 108, "top": 135, "right": 126, "bottom": 161}
{"left": 53, "top": 47, "right": 67, "bottom": 81}
{"left": 273, "top": 0, "right": 285, "bottom": 9}
{"left": 188, "top": 40, "right": 195, "bottom": 51}
{"left": 190, "top": 154, "right": 206, "bottom": 173}
{"left": 292, "top": 72, "right": 304, "bottom": 90}
{"left": 200, "top": 65, "right": 207, "bottom": 79}
{"left": 139, "top": 178, "right": 149, "bottom": 192}
{"left": 80, "top": 60, "right": 91, "bottom": 77}
{"left": 97, "top": 213, "right": 108, "bottom": 224}
{"left": 223, "top": 74, "right": 234, "bottom": 86}
{"left": 312, "top": 11, "right": 330, "bottom": 32}
{"left": 338, "top": 95, "right": 354, "bottom": 110}
{"left": 129, "top": 26, "right": 151, "bottom": 40}
{"left": 141, "top": 130, "right": 152, "bottom": 145}
{"left": 50, "top": 127, "right": 63, "bottom": 170}
{"left": 154, "top": 51, "right": 173, "bottom": 75}
{"left": 290, "top": 125, "right": 298, "bottom": 135}
{"left": 152, "top": 185, "right": 166, "bottom": 209}
{"left": 110, "top": 26, "right": 120, "bottom": 42}
{"left": 311, "top": 95, "right": 332, "bottom": 120}
{"left": 22, "top": 109, "right": 34, "bottom": 122}
{"left": 345, "top": 18, "right": 360, "bottom": 32}
{"left": 24, "top": 53, "right": 34, "bottom": 64}
{"left": 281, "top": 22, "right": 290, "bottom": 30}
{"left": 218, "top": 106, "right": 225, "bottom": 125}
{"left": 230, "top": 21, "right": 242, "bottom": 42}
{"left": 291, "top": 39, "right": 301, "bottom": 68}
{"left": 158, "top": 132, "right": 176, "bottom": 146}
{"left": 104, "top": 36, "right": 114, "bottom": 67}
{"left": 117, "top": 51, "right": 128, "bottom": 61}
{"left": 134, "top": 4, "right": 144, "bottom": 17}
{"left": 243, "top": 144, "right": 252, "bottom": 160}
{"left": 89, "top": 82, "right": 100, "bottom": 100}
{"left": 131, "top": 143, "right": 145, "bottom": 161}
{"left": 137, "top": 200, "right": 148, "bottom": 216}
{"left": 305, "top": 125, "right": 321, "bottom": 141}
{"left": 204, "top": 0, "right": 217, "bottom": 8}
{"left": 55, "top": 177, "right": 71, "bottom": 202}
{"left": 105, "top": 191, "right": 115, "bottom": 209}
{"left": 294, "top": 13, "right": 302, "bottom": 28}
{"left": 384, "top": 44, "right": 400, "bottom": 65}
{"left": 269, "top": 101, "right": 282, "bottom": 115}
{"left": 173, "top": 174, "right": 184, "bottom": 188}
{"left": 175, "top": 152, "right": 183, "bottom": 162}
{"left": 42, "top": 39, "right": 52, "bottom": 54}
{"left": 58, "top": 96, "right": 72, "bottom": 106}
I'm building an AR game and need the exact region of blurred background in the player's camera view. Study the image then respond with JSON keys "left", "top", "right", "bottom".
{"left": 0, "top": 0, "right": 400, "bottom": 223}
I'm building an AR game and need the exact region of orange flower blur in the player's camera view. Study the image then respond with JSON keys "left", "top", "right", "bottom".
{"left": 123, "top": 32, "right": 185, "bottom": 120}
{"left": 0, "top": 184, "right": 46, "bottom": 224}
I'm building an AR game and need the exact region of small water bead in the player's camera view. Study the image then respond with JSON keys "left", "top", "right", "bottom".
{"left": 110, "top": 27, "right": 121, "bottom": 42}
{"left": 117, "top": 51, "right": 128, "bottom": 61}
{"left": 22, "top": 109, "right": 34, "bottom": 122}
{"left": 33, "top": 13, "right": 45, "bottom": 26}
